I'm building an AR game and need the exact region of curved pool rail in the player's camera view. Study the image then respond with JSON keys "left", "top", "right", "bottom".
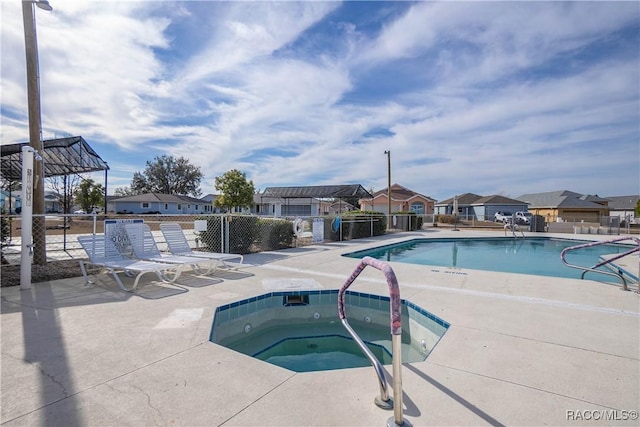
{"left": 338, "top": 256, "right": 411, "bottom": 427}
{"left": 560, "top": 236, "right": 639, "bottom": 291}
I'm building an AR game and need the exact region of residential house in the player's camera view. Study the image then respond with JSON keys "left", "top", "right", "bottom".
{"left": 435, "top": 193, "right": 528, "bottom": 221}
{"left": 1, "top": 189, "right": 62, "bottom": 214}
{"left": 109, "top": 193, "right": 213, "bottom": 215}
{"left": 257, "top": 185, "right": 370, "bottom": 217}
{"left": 0, "top": 190, "right": 18, "bottom": 214}
{"left": 201, "top": 194, "right": 225, "bottom": 214}
{"left": 252, "top": 194, "right": 338, "bottom": 216}
{"left": 515, "top": 190, "right": 610, "bottom": 222}
{"left": 44, "top": 190, "right": 63, "bottom": 213}
{"left": 359, "top": 184, "right": 435, "bottom": 214}
{"left": 604, "top": 195, "right": 639, "bottom": 224}
{"left": 435, "top": 193, "right": 483, "bottom": 217}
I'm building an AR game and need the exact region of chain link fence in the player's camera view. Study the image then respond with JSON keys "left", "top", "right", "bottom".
{"left": 2, "top": 211, "right": 635, "bottom": 265}
{"left": 1, "top": 212, "right": 397, "bottom": 264}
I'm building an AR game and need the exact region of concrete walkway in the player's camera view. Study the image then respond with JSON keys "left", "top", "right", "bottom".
{"left": 1, "top": 230, "right": 638, "bottom": 426}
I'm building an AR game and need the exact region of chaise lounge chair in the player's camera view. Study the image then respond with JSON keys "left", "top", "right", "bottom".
{"left": 77, "top": 235, "right": 183, "bottom": 292}
{"left": 159, "top": 222, "right": 244, "bottom": 269}
{"left": 124, "top": 223, "right": 219, "bottom": 275}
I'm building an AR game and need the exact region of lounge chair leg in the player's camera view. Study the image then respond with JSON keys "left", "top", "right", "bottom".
{"left": 113, "top": 268, "right": 136, "bottom": 292}
{"left": 79, "top": 261, "right": 96, "bottom": 285}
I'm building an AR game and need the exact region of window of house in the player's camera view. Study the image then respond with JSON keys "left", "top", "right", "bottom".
{"left": 195, "top": 205, "right": 199, "bottom": 210}
{"left": 410, "top": 202, "right": 424, "bottom": 214}
{"left": 177, "top": 204, "right": 182, "bottom": 210}
{"left": 164, "top": 203, "right": 168, "bottom": 210}
{"left": 142, "top": 202, "right": 150, "bottom": 209}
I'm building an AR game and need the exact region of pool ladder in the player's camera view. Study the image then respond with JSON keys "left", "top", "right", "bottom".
{"left": 504, "top": 218, "right": 525, "bottom": 238}
{"left": 338, "top": 256, "right": 411, "bottom": 427}
{"left": 560, "top": 236, "right": 639, "bottom": 291}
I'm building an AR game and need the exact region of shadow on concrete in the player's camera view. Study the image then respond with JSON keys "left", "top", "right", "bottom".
{"left": 19, "top": 284, "right": 82, "bottom": 426}
{"left": 404, "top": 363, "right": 506, "bottom": 426}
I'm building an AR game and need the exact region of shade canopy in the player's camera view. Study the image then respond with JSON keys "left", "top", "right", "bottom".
{"left": 262, "top": 184, "right": 372, "bottom": 200}
{"left": 1, "top": 136, "right": 109, "bottom": 181}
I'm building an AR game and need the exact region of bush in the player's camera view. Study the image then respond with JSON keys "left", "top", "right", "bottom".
{"left": 435, "top": 214, "right": 460, "bottom": 224}
{"left": 256, "top": 218, "right": 294, "bottom": 250}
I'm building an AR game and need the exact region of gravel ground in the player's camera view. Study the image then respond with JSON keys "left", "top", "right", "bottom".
{"left": 0, "top": 259, "right": 83, "bottom": 287}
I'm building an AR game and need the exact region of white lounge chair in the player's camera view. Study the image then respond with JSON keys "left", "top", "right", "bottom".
{"left": 124, "top": 223, "right": 218, "bottom": 275}
{"left": 77, "top": 235, "right": 182, "bottom": 292}
{"left": 159, "top": 222, "right": 244, "bottom": 268}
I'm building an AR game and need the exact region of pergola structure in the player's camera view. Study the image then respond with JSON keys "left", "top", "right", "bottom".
{"left": 1, "top": 136, "right": 110, "bottom": 212}
{"left": 261, "top": 184, "right": 373, "bottom": 216}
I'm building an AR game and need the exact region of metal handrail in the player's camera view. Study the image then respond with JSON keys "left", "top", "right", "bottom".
{"left": 504, "top": 219, "right": 525, "bottom": 238}
{"left": 338, "top": 256, "right": 411, "bottom": 427}
{"left": 560, "top": 236, "right": 640, "bottom": 291}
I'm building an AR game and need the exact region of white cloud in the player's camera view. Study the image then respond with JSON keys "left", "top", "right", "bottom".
{"left": 1, "top": 1, "right": 637, "bottom": 200}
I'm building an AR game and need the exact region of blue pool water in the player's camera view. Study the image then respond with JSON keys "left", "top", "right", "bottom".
{"left": 344, "top": 237, "right": 632, "bottom": 279}
{"left": 254, "top": 335, "right": 391, "bottom": 372}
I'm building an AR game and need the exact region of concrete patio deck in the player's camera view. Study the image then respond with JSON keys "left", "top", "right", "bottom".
{"left": 1, "top": 229, "right": 638, "bottom": 426}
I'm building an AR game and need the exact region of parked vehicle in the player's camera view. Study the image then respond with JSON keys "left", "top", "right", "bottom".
{"left": 514, "top": 211, "right": 532, "bottom": 225}
{"left": 494, "top": 211, "right": 512, "bottom": 223}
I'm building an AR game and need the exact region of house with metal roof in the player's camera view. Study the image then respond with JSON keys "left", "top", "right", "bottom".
{"left": 435, "top": 193, "right": 528, "bottom": 220}
{"left": 515, "top": 190, "right": 610, "bottom": 222}
{"left": 108, "top": 193, "right": 213, "bottom": 215}
{"left": 604, "top": 195, "right": 639, "bottom": 224}
{"left": 257, "top": 185, "right": 371, "bottom": 217}
{"left": 358, "top": 184, "right": 435, "bottom": 215}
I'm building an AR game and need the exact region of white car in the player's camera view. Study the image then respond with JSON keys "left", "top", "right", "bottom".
{"left": 514, "top": 211, "right": 532, "bottom": 225}
{"left": 494, "top": 211, "right": 512, "bottom": 223}
{"left": 74, "top": 209, "right": 86, "bottom": 214}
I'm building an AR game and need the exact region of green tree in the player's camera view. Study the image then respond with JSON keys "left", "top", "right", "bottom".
{"left": 635, "top": 200, "right": 640, "bottom": 217}
{"left": 214, "top": 169, "right": 255, "bottom": 212}
{"left": 74, "top": 179, "right": 104, "bottom": 212}
{"left": 130, "top": 155, "right": 203, "bottom": 197}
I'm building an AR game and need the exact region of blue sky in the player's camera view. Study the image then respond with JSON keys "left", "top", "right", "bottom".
{"left": 1, "top": 1, "right": 639, "bottom": 201}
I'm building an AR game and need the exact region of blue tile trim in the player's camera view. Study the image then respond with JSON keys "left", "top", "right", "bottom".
{"left": 212, "top": 290, "right": 450, "bottom": 330}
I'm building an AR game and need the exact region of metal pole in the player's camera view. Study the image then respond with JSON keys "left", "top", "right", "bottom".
{"left": 20, "top": 147, "right": 35, "bottom": 290}
{"left": 388, "top": 334, "right": 406, "bottom": 427}
{"left": 385, "top": 150, "right": 391, "bottom": 230}
{"left": 104, "top": 163, "right": 108, "bottom": 214}
{"left": 22, "top": 0, "right": 51, "bottom": 266}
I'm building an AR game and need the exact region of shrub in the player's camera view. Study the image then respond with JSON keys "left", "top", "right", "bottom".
{"left": 256, "top": 218, "right": 294, "bottom": 250}
{"left": 435, "top": 214, "right": 459, "bottom": 224}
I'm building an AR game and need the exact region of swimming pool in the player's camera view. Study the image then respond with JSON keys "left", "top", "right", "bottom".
{"left": 344, "top": 237, "right": 633, "bottom": 280}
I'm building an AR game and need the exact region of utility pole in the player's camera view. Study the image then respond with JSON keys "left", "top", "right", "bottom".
{"left": 22, "top": 0, "right": 52, "bottom": 265}
{"left": 384, "top": 150, "right": 391, "bottom": 230}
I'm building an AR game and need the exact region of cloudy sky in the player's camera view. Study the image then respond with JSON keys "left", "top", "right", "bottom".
{"left": 1, "top": 1, "right": 638, "bottom": 200}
